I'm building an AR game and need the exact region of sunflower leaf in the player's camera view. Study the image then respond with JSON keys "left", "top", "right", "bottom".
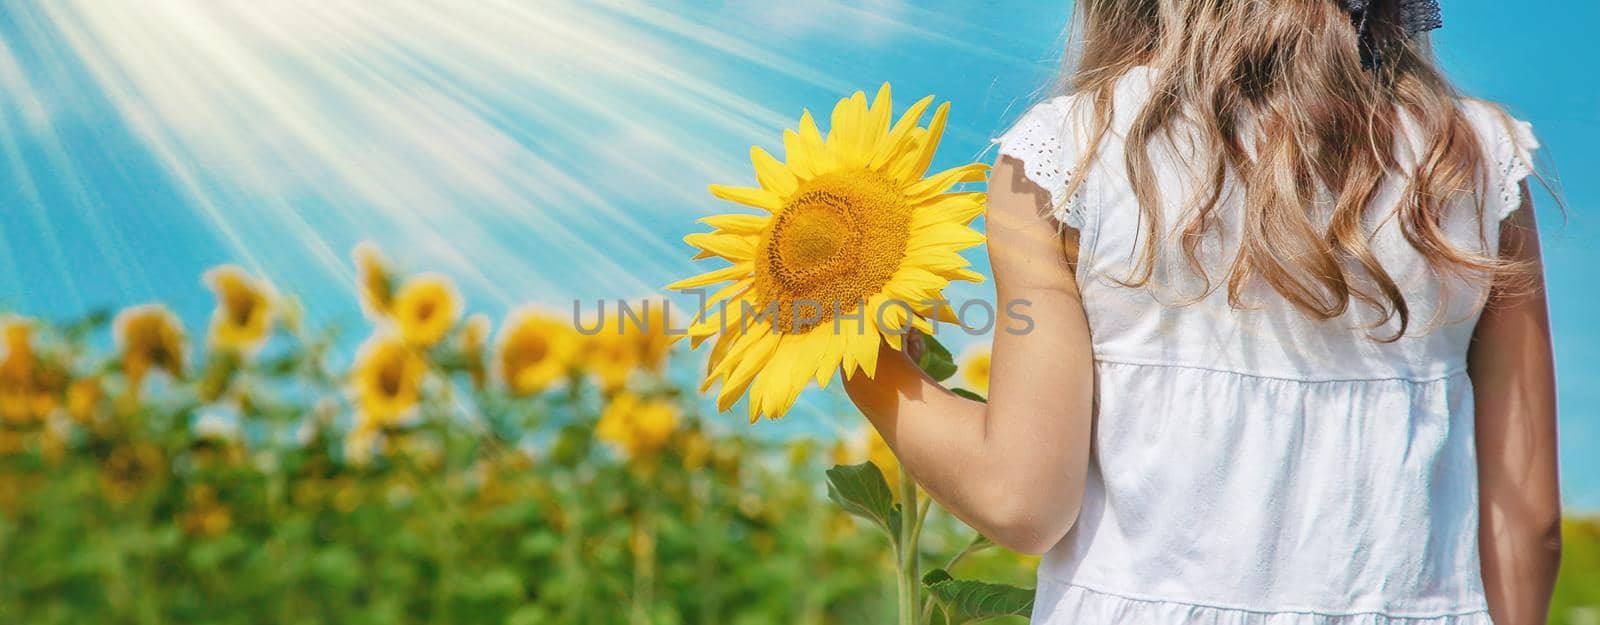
{"left": 921, "top": 568, "right": 1035, "bottom": 625}
{"left": 950, "top": 388, "right": 987, "bottom": 403}
{"left": 825, "top": 462, "right": 902, "bottom": 545}
{"left": 916, "top": 333, "right": 958, "bottom": 382}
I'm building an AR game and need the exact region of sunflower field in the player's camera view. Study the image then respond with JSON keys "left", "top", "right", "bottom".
{"left": 0, "top": 243, "right": 1035, "bottom": 625}
{"left": 0, "top": 243, "right": 1596, "bottom": 625}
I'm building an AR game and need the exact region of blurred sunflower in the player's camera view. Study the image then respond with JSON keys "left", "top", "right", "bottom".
{"left": 579, "top": 310, "right": 659, "bottom": 394}
{"left": 66, "top": 377, "right": 101, "bottom": 423}
{"left": 113, "top": 304, "right": 186, "bottom": 386}
{"left": 101, "top": 442, "right": 165, "bottom": 504}
{"left": 0, "top": 318, "right": 56, "bottom": 424}
{"left": 960, "top": 346, "right": 991, "bottom": 395}
{"left": 350, "top": 334, "right": 426, "bottom": 428}
{"left": 203, "top": 265, "right": 275, "bottom": 354}
{"left": 669, "top": 84, "right": 986, "bottom": 421}
{"left": 460, "top": 314, "right": 491, "bottom": 390}
{"left": 628, "top": 299, "right": 676, "bottom": 373}
{"left": 353, "top": 242, "right": 396, "bottom": 320}
{"left": 392, "top": 273, "right": 461, "bottom": 347}
{"left": 180, "top": 485, "right": 232, "bottom": 537}
{"left": 596, "top": 392, "right": 679, "bottom": 460}
{"left": 495, "top": 307, "right": 578, "bottom": 396}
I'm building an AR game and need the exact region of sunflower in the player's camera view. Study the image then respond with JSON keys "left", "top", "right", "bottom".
{"left": 113, "top": 304, "right": 187, "bottom": 386}
{"left": 391, "top": 273, "right": 462, "bottom": 348}
{"left": 0, "top": 318, "right": 53, "bottom": 424}
{"left": 66, "top": 377, "right": 102, "bottom": 423}
{"left": 180, "top": 485, "right": 232, "bottom": 537}
{"left": 353, "top": 242, "right": 396, "bottom": 320}
{"left": 0, "top": 318, "right": 33, "bottom": 381}
{"left": 581, "top": 303, "right": 673, "bottom": 392}
{"left": 101, "top": 442, "right": 165, "bottom": 504}
{"left": 669, "top": 84, "right": 986, "bottom": 421}
{"left": 596, "top": 392, "right": 679, "bottom": 460}
{"left": 959, "top": 346, "right": 991, "bottom": 395}
{"left": 350, "top": 333, "right": 426, "bottom": 428}
{"left": 203, "top": 265, "right": 275, "bottom": 354}
{"left": 628, "top": 299, "right": 676, "bottom": 373}
{"left": 495, "top": 307, "right": 579, "bottom": 396}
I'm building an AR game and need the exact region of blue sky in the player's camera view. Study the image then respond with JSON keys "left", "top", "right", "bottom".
{"left": 0, "top": 1, "right": 1594, "bottom": 508}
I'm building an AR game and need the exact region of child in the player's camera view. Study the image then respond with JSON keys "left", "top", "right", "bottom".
{"left": 842, "top": 1, "right": 1561, "bottom": 623}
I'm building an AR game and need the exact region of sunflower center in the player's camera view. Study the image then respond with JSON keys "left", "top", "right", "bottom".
{"left": 755, "top": 170, "right": 911, "bottom": 334}
{"left": 223, "top": 286, "right": 258, "bottom": 327}
{"left": 377, "top": 358, "right": 406, "bottom": 397}
{"left": 511, "top": 334, "right": 549, "bottom": 367}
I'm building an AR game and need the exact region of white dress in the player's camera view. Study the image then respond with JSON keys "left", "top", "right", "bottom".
{"left": 994, "top": 66, "right": 1540, "bottom": 625}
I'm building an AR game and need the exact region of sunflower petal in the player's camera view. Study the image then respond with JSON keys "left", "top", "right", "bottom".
{"left": 870, "top": 95, "right": 934, "bottom": 170}
{"left": 709, "top": 184, "right": 782, "bottom": 212}
{"left": 751, "top": 146, "right": 798, "bottom": 198}
{"left": 908, "top": 101, "right": 951, "bottom": 181}
{"left": 684, "top": 232, "right": 757, "bottom": 261}
{"left": 905, "top": 163, "right": 990, "bottom": 202}
{"left": 717, "top": 330, "right": 779, "bottom": 411}
{"left": 828, "top": 91, "right": 870, "bottom": 169}
{"left": 912, "top": 192, "right": 986, "bottom": 226}
{"left": 698, "top": 213, "right": 770, "bottom": 235}
{"left": 666, "top": 262, "right": 751, "bottom": 290}
{"left": 866, "top": 83, "right": 893, "bottom": 147}
{"left": 783, "top": 129, "right": 816, "bottom": 180}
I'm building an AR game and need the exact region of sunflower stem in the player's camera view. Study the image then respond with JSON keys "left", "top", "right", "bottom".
{"left": 896, "top": 463, "right": 920, "bottom": 625}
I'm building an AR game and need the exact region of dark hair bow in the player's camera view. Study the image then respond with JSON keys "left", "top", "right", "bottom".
{"left": 1345, "top": 0, "right": 1443, "bottom": 68}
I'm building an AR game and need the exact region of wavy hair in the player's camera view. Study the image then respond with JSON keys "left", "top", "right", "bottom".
{"left": 1055, "top": 0, "right": 1540, "bottom": 339}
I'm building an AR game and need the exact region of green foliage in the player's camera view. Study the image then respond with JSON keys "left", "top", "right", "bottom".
{"left": 825, "top": 461, "right": 902, "bottom": 545}
{"left": 916, "top": 334, "right": 958, "bottom": 383}
{"left": 922, "top": 569, "right": 1035, "bottom": 624}
{"left": 950, "top": 388, "right": 986, "bottom": 403}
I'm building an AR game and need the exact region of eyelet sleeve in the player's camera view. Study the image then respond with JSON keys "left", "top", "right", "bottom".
{"left": 992, "top": 97, "right": 1088, "bottom": 229}
{"left": 1463, "top": 100, "right": 1540, "bottom": 222}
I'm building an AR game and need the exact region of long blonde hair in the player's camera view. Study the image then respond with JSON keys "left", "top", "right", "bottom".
{"left": 1057, "top": 0, "right": 1534, "bottom": 339}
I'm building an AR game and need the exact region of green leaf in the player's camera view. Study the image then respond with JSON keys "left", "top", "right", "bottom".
{"left": 922, "top": 568, "right": 1035, "bottom": 624}
{"left": 825, "top": 462, "right": 902, "bottom": 544}
{"left": 916, "top": 333, "right": 958, "bottom": 382}
{"left": 950, "top": 387, "right": 987, "bottom": 403}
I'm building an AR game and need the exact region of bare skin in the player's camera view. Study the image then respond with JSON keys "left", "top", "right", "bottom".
{"left": 841, "top": 155, "right": 1094, "bottom": 554}
{"left": 1470, "top": 182, "right": 1562, "bottom": 625}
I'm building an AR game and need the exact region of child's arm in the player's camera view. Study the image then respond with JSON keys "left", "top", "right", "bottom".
{"left": 840, "top": 156, "right": 1094, "bottom": 554}
{"left": 1468, "top": 183, "right": 1562, "bottom": 625}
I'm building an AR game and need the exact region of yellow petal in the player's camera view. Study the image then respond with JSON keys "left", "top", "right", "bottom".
{"left": 783, "top": 129, "right": 817, "bottom": 180}
{"left": 870, "top": 95, "right": 934, "bottom": 170}
{"left": 912, "top": 192, "right": 986, "bottom": 226}
{"left": 866, "top": 83, "right": 893, "bottom": 147}
{"left": 908, "top": 221, "right": 986, "bottom": 251}
{"left": 751, "top": 146, "right": 798, "bottom": 198}
{"left": 667, "top": 262, "right": 751, "bottom": 290}
{"left": 798, "top": 109, "right": 833, "bottom": 173}
{"left": 684, "top": 232, "right": 757, "bottom": 261}
{"left": 715, "top": 329, "right": 780, "bottom": 410}
{"left": 698, "top": 213, "right": 771, "bottom": 235}
{"left": 815, "top": 329, "right": 850, "bottom": 389}
{"left": 708, "top": 184, "right": 782, "bottom": 212}
{"left": 908, "top": 101, "right": 951, "bottom": 181}
{"left": 905, "top": 163, "right": 989, "bottom": 202}
{"left": 827, "top": 91, "right": 869, "bottom": 169}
